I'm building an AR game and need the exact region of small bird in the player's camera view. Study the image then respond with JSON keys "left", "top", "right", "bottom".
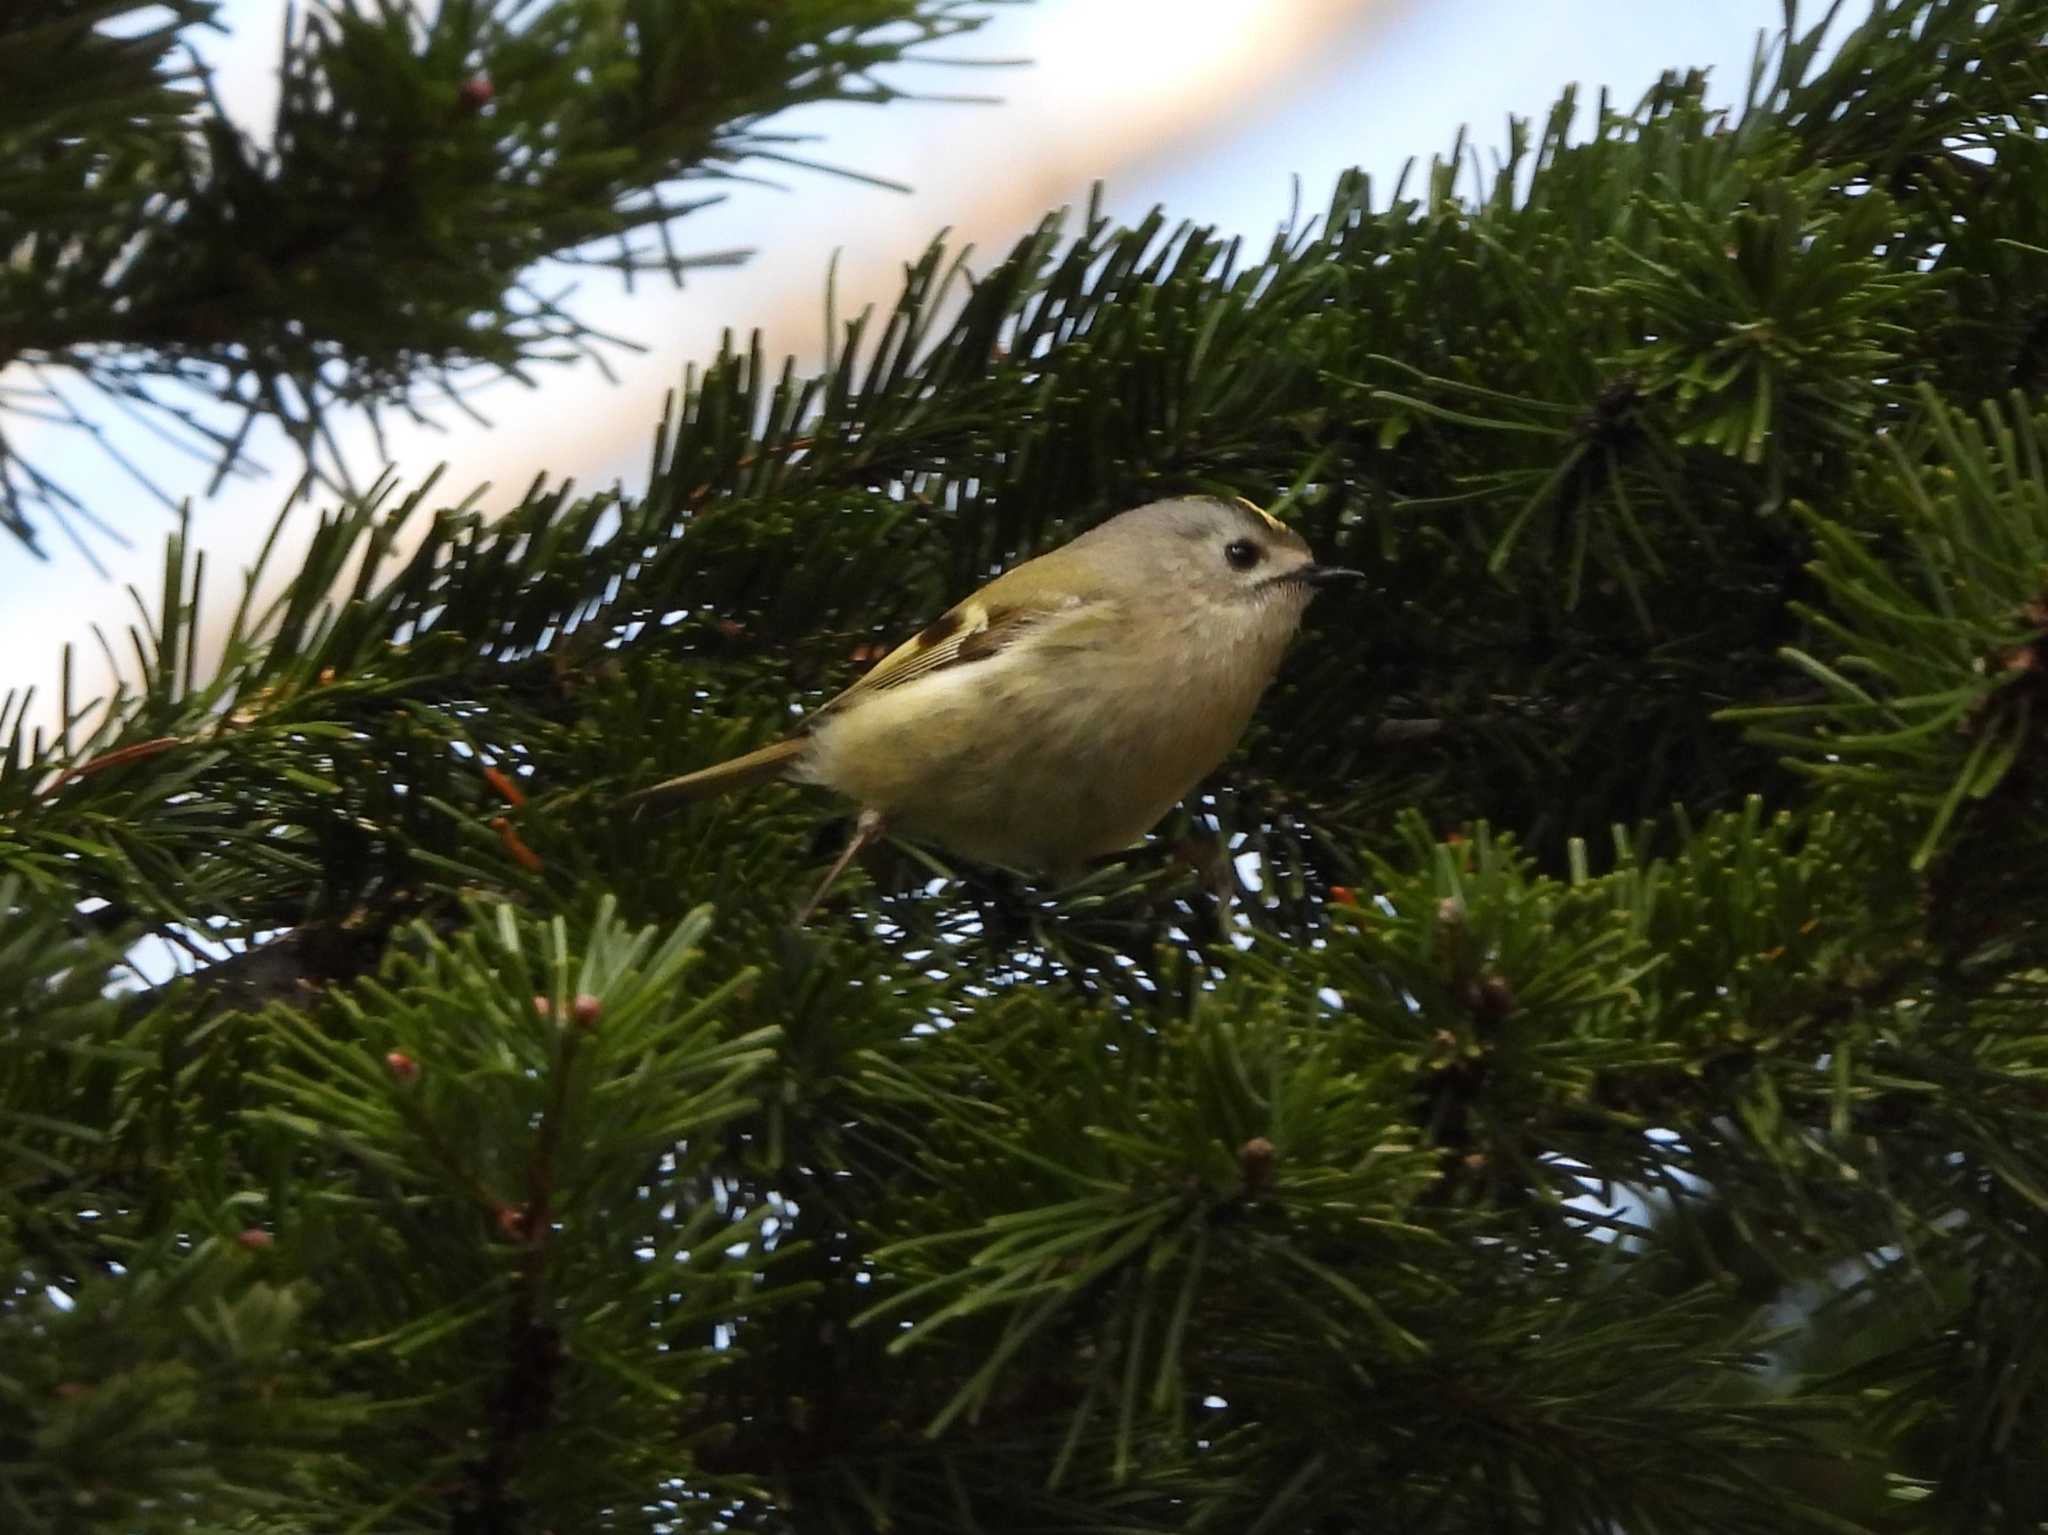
{"left": 622, "top": 495, "right": 1361, "bottom": 921}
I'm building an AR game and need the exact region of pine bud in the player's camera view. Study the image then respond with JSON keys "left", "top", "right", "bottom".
{"left": 1238, "top": 1135, "right": 1278, "bottom": 1193}
{"left": 1433, "top": 896, "right": 1468, "bottom": 973}
{"left": 236, "top": 1228, "right": 273, "bottom": 1250}
{"left": 1476, "top": 974, "right": 1518, "bottom": 1022}
{"left": 571, "top": 993, "right": 602, "bottom": 1030}
{"left": 457, "top": 74, "right": 494, "bottom": 113}
{"left": 385, "top": 1050, "right": 420, "bottom": 1085}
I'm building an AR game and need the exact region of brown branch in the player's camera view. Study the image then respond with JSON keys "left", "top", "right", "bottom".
{"left": 454, "top": 1011, "right": 583, "bottom": 1532}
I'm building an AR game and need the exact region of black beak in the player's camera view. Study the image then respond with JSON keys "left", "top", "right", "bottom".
{"left": 1294, "top": 563, "right": 1366, "bottom": 589}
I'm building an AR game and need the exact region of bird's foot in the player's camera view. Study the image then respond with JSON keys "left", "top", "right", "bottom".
{"left": 794, "top": 807, "right": 888, "bottom": 927}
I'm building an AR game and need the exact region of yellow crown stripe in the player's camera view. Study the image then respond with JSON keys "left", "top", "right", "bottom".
{"left": 1231, "top": 495, "right": 1287, "bottom": 533}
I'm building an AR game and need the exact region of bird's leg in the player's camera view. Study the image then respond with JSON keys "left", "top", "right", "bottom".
{"left": 794, "top": 807, "right": 888, "bottom": 927}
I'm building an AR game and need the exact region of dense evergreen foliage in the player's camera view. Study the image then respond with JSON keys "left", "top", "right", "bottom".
{"left": 6, "top": 2, "right": 2048, "bottom": 1529}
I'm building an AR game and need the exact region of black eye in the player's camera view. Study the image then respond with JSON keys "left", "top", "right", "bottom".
{"left": 1224, "top": 538, "right": 1263, "bottom": 571}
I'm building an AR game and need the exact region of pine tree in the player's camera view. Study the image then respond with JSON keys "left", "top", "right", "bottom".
{"left": 7, "top": 2, "right": 2048, "bottom": 1530}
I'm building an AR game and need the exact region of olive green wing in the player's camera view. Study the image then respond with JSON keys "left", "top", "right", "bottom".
{"left": 615, "top": 597, "right": 1047, "bottom": 811}
{"left": 805, "top": 578, "right": 1105, "bottom": 729}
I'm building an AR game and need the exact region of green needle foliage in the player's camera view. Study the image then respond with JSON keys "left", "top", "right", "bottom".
{"left": 6, "top": 1, "right": 2048, "bottom": 1530}
{"left": 0, "top": 0, "right": 1000, "bottom": 560}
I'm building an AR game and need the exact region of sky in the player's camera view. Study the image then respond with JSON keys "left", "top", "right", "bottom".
{"left": 0, "top": 0, "right": 1801, "bottom": 720}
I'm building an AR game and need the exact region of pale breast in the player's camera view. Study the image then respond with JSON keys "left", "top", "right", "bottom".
{"left": 800, "top": 604, "right": 1292, "bottom": 874}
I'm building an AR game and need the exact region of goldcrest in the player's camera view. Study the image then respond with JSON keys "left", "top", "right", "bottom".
{"left": 622, "top": 495, "right": 1360, "bottom": 919}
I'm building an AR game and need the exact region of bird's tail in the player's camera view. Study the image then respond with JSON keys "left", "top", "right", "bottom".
{"left": 619, "top": 738, "right": 806, "bottom": 810}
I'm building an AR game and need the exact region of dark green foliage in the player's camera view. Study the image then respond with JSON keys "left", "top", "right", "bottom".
{"left": 7, "top": 0, "right": 2048, "bottom": 1529}
{"left": 1730, "top": 393, "right": 2048, "bottom": 867}
{"left": 0, "top": 0, "right": 997, "bottom": 557}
